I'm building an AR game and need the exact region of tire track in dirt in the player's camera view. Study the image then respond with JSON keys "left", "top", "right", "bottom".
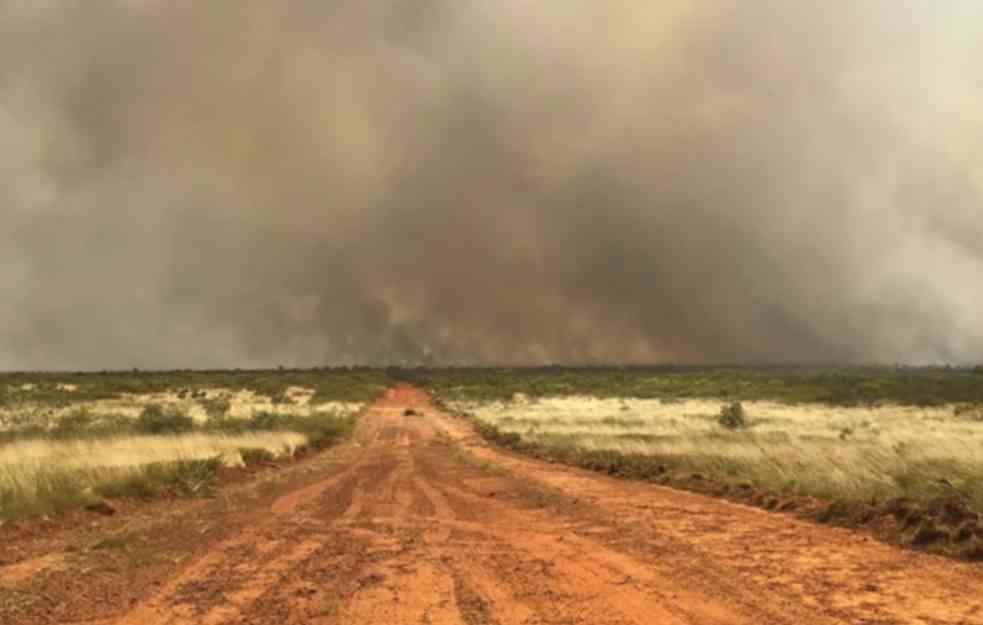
{"left": 48, "top": 385, "right": 983, "bottom": 624}
{"left": 435, "top": 392, "right": 983, "bottom": 625}
{"left": 97, "top": 401, "right": 386, "bottom": 625}
{"left": 407, "top": 477, "right": 761, "bottom": 624}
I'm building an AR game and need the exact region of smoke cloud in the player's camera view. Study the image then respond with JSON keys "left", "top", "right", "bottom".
{"left": 2, "top": 1, "right": 982, "bottom": 369}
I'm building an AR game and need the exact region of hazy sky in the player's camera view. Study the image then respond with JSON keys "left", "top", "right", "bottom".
{"left": 2, "top": 1, "right": 982, "bottom": 369}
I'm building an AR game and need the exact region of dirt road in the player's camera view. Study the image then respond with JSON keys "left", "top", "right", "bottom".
{"left": 7, "top": 385, "right": 983, "bottom": 624}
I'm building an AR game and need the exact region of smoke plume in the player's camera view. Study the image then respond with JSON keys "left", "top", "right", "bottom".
{"left": 2, "top": 1, "right": 982, "bottom": 369}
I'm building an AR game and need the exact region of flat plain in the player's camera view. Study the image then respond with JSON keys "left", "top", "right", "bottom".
{"left": 2, "top": 367, "right": 983, "bottom": 624}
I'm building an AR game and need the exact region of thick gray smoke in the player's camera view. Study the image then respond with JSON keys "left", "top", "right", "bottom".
{"left": 2, "top": 1, "right": 982, "bottom": 369}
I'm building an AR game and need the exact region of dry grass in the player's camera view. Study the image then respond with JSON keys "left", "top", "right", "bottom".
{"left": 451, "top": 396, "right": 983, "bottom": 508}
{"left": 0, "top": 432, "right": 308, "bottom": 520}
{"left": 0, "top": 385, "right": 362, "bottom": 521}
{"left": 1, "top": 431, "right": 307, "bottom": 473}
{"left": 0, "top": 385, "right": 363, "bottom": 430}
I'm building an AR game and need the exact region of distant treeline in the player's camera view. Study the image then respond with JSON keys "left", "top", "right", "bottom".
{"left": 391, "top": 366, "right": 983, "bottom": 406}
{"left": 3, "top": 365, "right": 982, "bottom": 407}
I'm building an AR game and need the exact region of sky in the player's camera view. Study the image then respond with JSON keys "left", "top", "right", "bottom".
{"left": 2, "top": 1, "right": 982, "bottom": 369}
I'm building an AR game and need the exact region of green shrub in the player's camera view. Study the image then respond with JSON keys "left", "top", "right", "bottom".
{"left": 240, "top": 447, "right": 276, "bottom": 465}
{"left": 299, "top": 416, "right": 356, "bottom": 449}
{"left": 166, "top": 457, "right": 223, "bottom": 495}
{"left": 96, "top": 457, "right": 223, "bottom": 500}
{"left": 134, "top": 405, "right": 194, "bottom": 435}
{"left": 201, "top": 398, "right": 230, "bottom": 419}
{"left": 718, "top": 402, "right": 746, "bottom": 430}
{"left": 250, "top": 411, "right": 286, "bottom": 431}
{"left": 96, "top": 473, "right": 161, "bottom": 500}
{"left": 473, "top": 421, "right": 522, "bottom": 448}
{"left": 50, "top": 409, "right": 97, "bottom": 438}
{"left": 145, "top": 457, "right": 223, "bottom": 496}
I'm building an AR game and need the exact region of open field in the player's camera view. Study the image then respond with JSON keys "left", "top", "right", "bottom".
{"left": 2, "top": 385, "right": 983, "bottom": 625}
{"left": 0, "top": 370, "right": 383, "bottom": 520}
{"left": 4, "top": 366, "right": 983, "bottom": 532}
{"left": 447, "top": 396, "right": 983, "bottom": 507}
{"left": 451, "top": 396, "right": 983, "bottom": 556}
{"left": 2, "top": 369, "right": 983, "bottom": 624}
{"left": 417, "top": 368, "right": 983, "bottom": 557}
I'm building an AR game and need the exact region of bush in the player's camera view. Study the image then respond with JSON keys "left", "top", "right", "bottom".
{"left": 96, "top": 473, "right": 161, "bottom": 500}
{"left": 207, "top": 411, "right": 356, "bottom": 449}
{"left": 146, "top": 457, "right": 222, "bottom": 496}
{"left": 473, "top": 421, "right": 523, "bottom": 448}
{"left": 134, "top": 405, "right": 194, "bottom": 435}
{"left": 96, "top": 457, "right": 223, "bottom": 500}
{"left": 300, "top": 417, "right": 356, "bottom": 449}
{"left": 201, "top": 398, "right": 230, "bottom": 419}
{"left": 250, "top": 412, "right": 286, "bottom": 431}
{"left": 718, "top": 402, "right": 746, "bottom": 430}
{"left": 240, "top": 448, "right": 276, "bottom": 465}
{"left": 50, "top": 410, "right": 97, "bottom": 438}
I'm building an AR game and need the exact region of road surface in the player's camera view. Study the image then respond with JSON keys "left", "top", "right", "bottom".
{"left": 5, "top": 385, "right": 983, "bottom": 624}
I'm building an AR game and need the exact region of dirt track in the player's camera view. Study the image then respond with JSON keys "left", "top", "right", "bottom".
{"left": 8, "top": 385, "right": 983, "bottom": 624}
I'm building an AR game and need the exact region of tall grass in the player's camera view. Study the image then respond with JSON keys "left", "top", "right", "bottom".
{"left": 0, "top": 432, "right": 309, "bottom": 521}
{"left": 0, "top": 390, "right": 358, "bottom": 521}
{"left": 452, "top": 396, "right": 983, "bottom": 510}
{"left": 0, "top": 374, "right": 373, "bottom": 521}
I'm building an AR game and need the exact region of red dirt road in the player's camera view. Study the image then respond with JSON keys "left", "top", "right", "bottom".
{"left": 5, "top": 385, "right": 983, "bottom": 624}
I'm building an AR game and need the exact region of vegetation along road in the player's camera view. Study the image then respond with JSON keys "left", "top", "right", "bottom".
{"left": 2, "top": 385, "right": 983, "bottom": 624}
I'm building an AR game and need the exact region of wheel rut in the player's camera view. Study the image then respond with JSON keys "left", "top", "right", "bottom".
{"left": 35, "top": 385, "right": 983, "bottom": 625}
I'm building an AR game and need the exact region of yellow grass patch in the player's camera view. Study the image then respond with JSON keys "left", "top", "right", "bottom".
{"left": 0, "top": 431, "right": 309, "bottom": 519}
{"left": 0, "top": 387, "right": 363, "bottom": 429}
{"left": 452, "top": 397, "right": 983, "bottom": 504}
